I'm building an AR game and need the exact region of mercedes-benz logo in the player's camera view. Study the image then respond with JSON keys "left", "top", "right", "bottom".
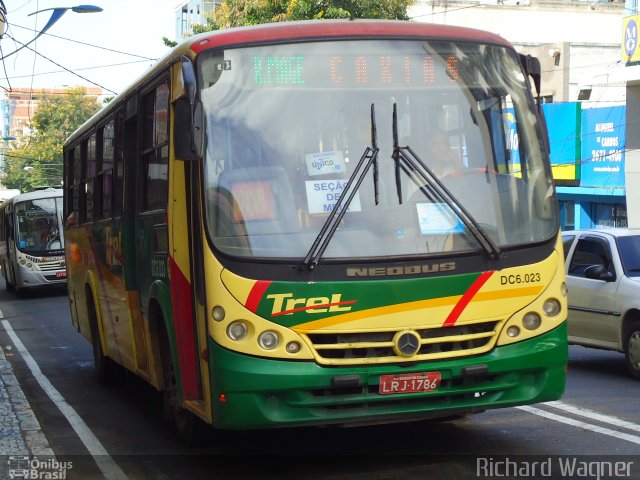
{"left": 393, "top": 331, "right": 421, "bottom": 358}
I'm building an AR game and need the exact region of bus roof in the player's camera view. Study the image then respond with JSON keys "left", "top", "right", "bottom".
{"left": 65, "top": 20, "right": 512, "bottom": 146}
{"left": 1, "top": 188, "right": 63, "bottom": 206}
{"left": 185, "top": 19, "right": 510, "bottom": 55}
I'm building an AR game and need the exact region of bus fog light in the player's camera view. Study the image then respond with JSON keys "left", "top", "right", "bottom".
{"left": 561, "top": 282, "right": 568, "bottom": 297}
{"left": 286, "top": 341, "right": 301, "bottom": 354}
{"left": 507, "top": 326, "right": 520, "bottom": 337}
{"left": 227, "top": 321, "right": 248, "bottom": 341}
{"left": 212, "top": 306, "right": 225, "bottom": 322}
{"left": 522, "top": 312, "right": 541, "bottom": 330}
{"left": 543, "top": 299, "right": 561, "bottom": 317}
{"left": 258, "top": 331, "right": 280, "bottom": 350}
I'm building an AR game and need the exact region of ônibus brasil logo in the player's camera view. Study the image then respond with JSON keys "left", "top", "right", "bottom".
{"left": 8, "top": 456, "right": 73, "bottom": 479}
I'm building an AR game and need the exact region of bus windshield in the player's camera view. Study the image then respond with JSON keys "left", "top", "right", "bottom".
{"left": 199, "top": 39, "right": 557, "bottom": 261}
{"left": 15, "top": 197, "right": 64, "bottom": 254}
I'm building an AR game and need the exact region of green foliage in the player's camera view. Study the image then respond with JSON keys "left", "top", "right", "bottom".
{"left": 163, "top": 36, "right": 178, "bottom": 48}
{"left": 1, "top": 87, "right": 101, "bottom": 193}
{"left": 188, "top": 0, "right": 413, "bottom": 32}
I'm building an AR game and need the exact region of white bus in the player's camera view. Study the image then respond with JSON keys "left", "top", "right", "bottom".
{"left": 0, "top": 188, "right": 66, "bottom": 293}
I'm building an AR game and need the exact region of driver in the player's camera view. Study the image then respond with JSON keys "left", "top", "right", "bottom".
{"left": 428, "top": 131, "right": 464, "bottom": 177}
{"left": 36, "top": 218, "right": 54, "bottom": 249}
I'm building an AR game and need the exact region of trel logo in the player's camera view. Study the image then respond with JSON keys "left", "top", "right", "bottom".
{"left": 266, "top": 293, "right": 356, "bottom": 316}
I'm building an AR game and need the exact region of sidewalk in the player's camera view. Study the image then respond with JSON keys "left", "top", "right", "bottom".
{"left": 0, "top": 345, "right": 53, "bottom": 476}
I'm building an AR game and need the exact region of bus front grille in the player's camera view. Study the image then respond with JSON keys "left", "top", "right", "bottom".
{"left": 37, "top": 260, "right": 65, "bottom": 271}
{"left": 303, "top": 320, "right": 501, "bottom": 365}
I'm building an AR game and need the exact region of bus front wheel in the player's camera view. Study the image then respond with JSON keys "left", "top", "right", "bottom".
{"left": 5, "top": 264, "right": 15, "bottom": 292}
{"left": 159, "top": 325, "right": 202, "bottom": 444}
{"left": 87, "top": 291, "right": 114, "bottom": 385}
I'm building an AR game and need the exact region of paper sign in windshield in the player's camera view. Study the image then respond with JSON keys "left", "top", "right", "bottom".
{"left": 306, "top": 179, "right": 361, "bottom": 214}
{"left": 305, "top": 151, "right": 346, "bottom": 176}
{"left": 416, "top": 203, "right": 464, "bottom": 234}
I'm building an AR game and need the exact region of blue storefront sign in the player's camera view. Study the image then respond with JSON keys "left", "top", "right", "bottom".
{"left": 580, "top": 106, "right": 626, "bottom": 187}
{"left": 543, "top": 103, "right": 580, "bottom": 181}
{"left": 505, "top": 103, "right": 580, "bottom": 180}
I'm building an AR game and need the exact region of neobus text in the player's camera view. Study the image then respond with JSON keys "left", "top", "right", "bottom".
{"left": 346, "top": 262, "right": 456, "bottom": 277}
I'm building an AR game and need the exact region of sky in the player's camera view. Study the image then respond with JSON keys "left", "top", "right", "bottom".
{"left": 1, "top": 0, "right": 181, "bottom": 96}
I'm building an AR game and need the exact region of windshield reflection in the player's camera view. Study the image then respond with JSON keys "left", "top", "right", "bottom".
{"left": 198, "top": 39, "right": 557, "bottom": 261}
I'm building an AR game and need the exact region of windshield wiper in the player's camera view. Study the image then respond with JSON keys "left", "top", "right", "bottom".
{"left": 304, "top": 104, "right": 380, "bottom": 270}
{"left": 391, "top": 104, "right": 501, "bottom": 259}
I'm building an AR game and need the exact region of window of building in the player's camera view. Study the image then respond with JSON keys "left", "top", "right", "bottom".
{"left": 561, "top": 200, "right": 575, "bottom": 231}
{"left": 594, "top": 203, "right": 627, "bottom": 228}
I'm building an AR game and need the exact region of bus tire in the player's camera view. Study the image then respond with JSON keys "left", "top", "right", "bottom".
{"left": 624, "top": 320, "right": 640, "bottom": 379}
{"left": 87, "top": 291, "right": 114, "bottom": 385}
{"left": 5, "top": 274, "right": 14, "bottom": 292}
{"left": 158, "top": 324, "right": 202, "bottom": 444}
{"left": 5, "top": 264, "right": 15, "bottom": 292}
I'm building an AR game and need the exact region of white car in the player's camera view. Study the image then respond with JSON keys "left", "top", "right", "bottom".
{"left": 562, "top": 228, "right": 640, "bottom": 379}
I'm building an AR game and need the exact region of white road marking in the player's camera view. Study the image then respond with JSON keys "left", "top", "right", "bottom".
{"left": 543, "top": 400, "right": 640, "bottom": 433}
{"left": 1, "top": 317, "right": 129, "bottom": 480}
{"left": 517, "top": 405, "right": 640, "bottom": 445}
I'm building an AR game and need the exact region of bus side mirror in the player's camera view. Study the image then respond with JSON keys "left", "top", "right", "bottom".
{"left": 518, "top": 53, "right": 550, "bottom": 154}
{"left": 174, "top": 99, "right": 204, "bottom": 161}
{"left": 174, "top": 59, "right": 204, "bottom": 161}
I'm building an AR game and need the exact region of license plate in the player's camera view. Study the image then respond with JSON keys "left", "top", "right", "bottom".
{"left": 56, "top": 271, "right": 67, "bottom": 278}
{"left": 379, "top": 372, "right": 441, "bottom": 395}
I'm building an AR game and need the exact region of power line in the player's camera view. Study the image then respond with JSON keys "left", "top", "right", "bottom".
{"left": 4, "top": 33, "right": 118, "bottom": 95}
{"left": 4, "top": 59, "right": 154, "bottom": 83}
{"left": 409, "top": 3, "right": 482, "bottom": 19}
{"left": 9, "top": 22, "right": 160, "bottom": 61}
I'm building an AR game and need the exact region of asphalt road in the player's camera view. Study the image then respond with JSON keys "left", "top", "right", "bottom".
{"left": 0, "top": 280, "right": 639, "bottom": 480}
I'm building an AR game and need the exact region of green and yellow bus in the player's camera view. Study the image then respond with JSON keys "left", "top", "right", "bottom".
{"left": 63, "top": 20, "right": 567, "bottom": 441}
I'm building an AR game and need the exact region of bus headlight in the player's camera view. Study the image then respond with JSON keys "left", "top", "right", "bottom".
{"left": 227, "top": 321, "right": 249, "bottom": 341}
{"left": 507, "top": 326, "right": 520, "bottom": 337}
{"left": 286, "top": 341, "right": 301, "bottom": 354}
{"left": 543, "top": 299, "right": 561, "bottom": 317}
{"left": 258, "top": 331, "right": 280, "bottom": 350}
{"left": 522, "top": 312, "right": 541, "bottom": 330}
{"left": 211, "top": 305, "right": 225, "bottom": 322}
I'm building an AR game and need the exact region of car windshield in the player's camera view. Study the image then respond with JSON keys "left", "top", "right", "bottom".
{"left": 198, "top": 39, "right": 557, "bottom": 261}
{"left": 14, "top": 197, "right": 64, "bottom": 254}
{"left": 617, "top": 235, "right": 640, "bottom": 277}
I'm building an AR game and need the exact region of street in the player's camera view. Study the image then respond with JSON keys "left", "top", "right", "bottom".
{"left": 0, "top": 280, "right": 639, "bottom": 480}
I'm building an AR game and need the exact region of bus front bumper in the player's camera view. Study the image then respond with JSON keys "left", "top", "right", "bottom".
{"left": 208, "top": 324, "right": 567, "bottom": 430}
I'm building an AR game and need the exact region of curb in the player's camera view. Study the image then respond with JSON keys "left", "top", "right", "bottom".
{"left": 0, "top": 346, "right": 54, "bottom": 458}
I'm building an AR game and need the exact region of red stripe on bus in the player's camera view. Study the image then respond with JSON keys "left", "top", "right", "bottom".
{"left": 245, "top": 280, "right": 272, "bottom": 313}
{"left": 168, "top": 256, "right": 199, "bottom": 400}
{"left": 442, "top": 271, "right": 494, "bottom": 327}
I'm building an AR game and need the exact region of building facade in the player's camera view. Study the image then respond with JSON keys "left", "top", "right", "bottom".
{"left": 621, "top": 0, "right": 640, "bottom": 228}
{"left": 0, "top": 87, "right": 103, "bottom": 141}
{"left": 409, "top": 0, "right": 629, "bottom": 230}
{"left": 175, "top": 0, "right": 221, "bottom": 40}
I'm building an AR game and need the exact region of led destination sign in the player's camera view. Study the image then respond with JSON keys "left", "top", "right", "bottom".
{"left": 252, "top": 54, "right": 461, "bottom": 88}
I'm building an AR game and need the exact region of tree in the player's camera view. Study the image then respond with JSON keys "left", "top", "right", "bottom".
{"left": 1, "top": 87, "right": 101, "bottom": 193}
{"left": 190, "top": 0, "right": 413, "bottom": 32}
